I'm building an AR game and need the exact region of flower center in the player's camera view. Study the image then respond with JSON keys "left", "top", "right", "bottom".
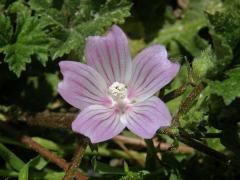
{"left": 108, "top": 82, "right": 127, "bottom": 101}
{"left": 108, "top": 82, "right": 130, "bottom": 125}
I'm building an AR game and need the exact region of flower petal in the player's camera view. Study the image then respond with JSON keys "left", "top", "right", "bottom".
{"left": 126, "top": 96, "right": 171, "bottom": 139}
{"left": 72, "top": 105, "right": 125, "bottom": 143}
{"left": 128, "top": 45, "right": 180, "bottom": 101}
{"left": 58, "top": 61, "right": 111, "bottom": 109}
{"left": 85, "top": 25, "right": 132, "bottom": 85}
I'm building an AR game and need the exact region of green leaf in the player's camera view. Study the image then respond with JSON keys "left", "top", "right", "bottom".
{"left": 1, "top": 16, "right": 49, "bottom": 76}
{"left": 32, "top": 137, "right": 63, "bottom": 154}
{"left": 0, "top": 143, "right": 25, "bottom": 171}
{"left": 18, "top": 163, "right": 29, "bottom": 180}
{"left": 41, "top": 171, "right": 65, "bottom": 180}
{"left": 0, "top": 14, "right": 13, "bottom": 47}
{"left": 34, "top": 0, "right": 132, "bottom": 59}
{"left": 1, "top": 1, "right": 49, "bottom": 77}
{"left": 206, "top": 127, "right": 225, "bottom": 151}
{"left": 0, "top": 169, "right": 18, "bottom": 178}
{"left": 153, "top": 17, "right": 208, "bottom": 56}
{"left": 206, "top": 0, "right": 240, "bottom": 72}
{"left": 28, "top": 0, "right": 52, "bottom": 12}
{"left": 92, "top": 158, "right": 124, "bottom": 175}
{"left": 8, "top": 1, "right": 32, "bottom": 36}
{"left": 209, "top": 30, "right": 233, "bottom": 70}
{"left": 18, "top": 156, "right": 48, "bottom": 180}
{"left": 207, "top": 0, "right": 240, "bottom": 48}
{"left": 152, "top": 0, "right": 214, "bottom": 57}
{"left": 123, "top": 161, "right": 129, "bottom": 173}
{"left": 169, "top": 173, "right": 178, "bottom": 180}
{"left": 0, "top": 136, "right": 24, "bottom": 147}
{"left": 209, "top": 66, "right": 240, "bottom": 105}
{"left": 119, "top": 171, "right": 149, "bottom": 180}
{"left": 1, "top": 0, "right": 131, "bottom": 76}
{"left": 28, "top": 156, "right": 48, "bottom": 171}
{"left": 169, "top": 169, "right": 183, "bottom": 180}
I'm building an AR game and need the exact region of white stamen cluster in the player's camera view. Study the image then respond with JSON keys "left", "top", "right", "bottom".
{"left": 108, "top": 82, "right": 127, "bottom": 100}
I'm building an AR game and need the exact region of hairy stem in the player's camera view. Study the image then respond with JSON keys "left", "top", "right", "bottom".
{"left": 64, "top": 136, "right": 88, "bottom": 180}
{"left": 0, "top": 122, "right": 87, "bottom": 179}
{"left": 22, "top": 111, "right": 75, "bottom": 129}
{"left": 165, "top": 129, "right": 240, "bottom": 169}
{"left": 172, "top": 83, "right": 205, "bottom": 125}
{"left": 162, "top": 84, "right": 188, "bottom": 102}
{"left": 21, "top": 135, "right": 69, "bottom": 170}
{"left": 21, "top": 135, "right": 87, "bottom": 180}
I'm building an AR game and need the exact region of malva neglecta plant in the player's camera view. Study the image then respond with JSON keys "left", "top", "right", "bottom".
{"left": 1, "top": 0, "right": 240, "bottom": 179}
{"left": 58, "top": 25, "right": 180, "bottom": 143}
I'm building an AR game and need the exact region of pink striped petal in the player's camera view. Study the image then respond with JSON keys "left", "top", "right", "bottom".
{"left": 126, "top": 96, "right": 171, "bottom": 139}
{"left": 85, "top": 25, "right": 132, "bottom": 86}
{"left": 72, "top": 105, "right": 125, "bottom": 143}
{"left": 128, "top": 45, "right": 180, "bottom": 101}
{"left": 58, "top": 61, "right": 111, "bottom": 109}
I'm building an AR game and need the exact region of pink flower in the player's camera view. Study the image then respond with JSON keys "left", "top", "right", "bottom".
{"left": 58, "top": 25, "right": 180, "bottom": 143}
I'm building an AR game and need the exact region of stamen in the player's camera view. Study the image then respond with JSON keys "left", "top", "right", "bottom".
{"left": 108, "top": 82, "right": 127, "bottom": 100}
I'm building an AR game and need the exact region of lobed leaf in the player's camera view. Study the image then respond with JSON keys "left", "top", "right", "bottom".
{"left": 153, "top": 18, "right": 208, "bottom": 57}
{"left": 0, "top": 15, "right": 13, "bottom": 48}
{"left": 1, "top": 1, "right": 49, "bottom": 77}
{"left": 31, "top": 0, "right": 132, "bottom": 60}
{"left": 209, "top": 66, "right": 240, "bottom": 105}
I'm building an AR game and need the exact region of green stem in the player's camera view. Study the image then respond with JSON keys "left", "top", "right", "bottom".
{"left": 145, "top": 139, "right": 157, "bottom": 171}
